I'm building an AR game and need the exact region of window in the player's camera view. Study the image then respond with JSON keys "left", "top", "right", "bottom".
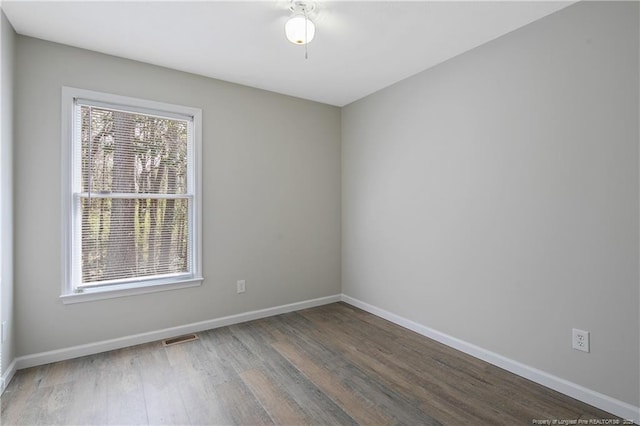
{"left": 61, "top": 87, "right": 202, "bottom": 303}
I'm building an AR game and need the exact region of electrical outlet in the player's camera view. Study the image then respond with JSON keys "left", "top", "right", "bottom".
{"left": 237, "top": 280, "right": 246, "bottom": 294}
{"left": 572, "top": 328, "right": 589, "bottom": 353}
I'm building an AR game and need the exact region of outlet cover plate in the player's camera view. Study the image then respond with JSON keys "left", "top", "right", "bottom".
{"left": 572, "top": 328, "right": 589, "bottom": 353}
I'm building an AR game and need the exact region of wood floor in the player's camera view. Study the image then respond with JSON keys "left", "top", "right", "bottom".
{"left": 1, "top": 302, "right": 622, "bottom": 425}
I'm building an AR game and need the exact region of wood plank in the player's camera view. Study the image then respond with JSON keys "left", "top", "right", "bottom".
{"left": 1, "top": 367, "right": 44, "bottom": 425}
{"left": 16, "top": 381, "right": 74, "bottom": 425}
{"left": 240, "top": 368, "right": 310, "bottom": 425}
{"left": 62, "top": 357, "right": 109, "bottom": 425}
{"left": 272, "top": 340, "right": 397, "bottom": 425}
{"left": 225, "top": 319, "right": 358, "bottom": 425}
{"left": 134, "top": 343, "right": 190, "bottom": 425}
{"left": 105, "top": 346, "right": 148, "bottom": 425}
{"left": 215, "top": 379, "right": 274, "bottom": 425}
{"left": 176, "top": 373, "right": 232, "bottom": 425}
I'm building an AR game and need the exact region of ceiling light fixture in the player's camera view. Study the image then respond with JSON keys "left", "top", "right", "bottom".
{"left": 285, "top": 1, "right": 315, "bottom": 59}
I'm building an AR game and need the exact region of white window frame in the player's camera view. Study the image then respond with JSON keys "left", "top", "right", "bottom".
{"left": 60, "top": 87, "right": 203, "bottom": 304}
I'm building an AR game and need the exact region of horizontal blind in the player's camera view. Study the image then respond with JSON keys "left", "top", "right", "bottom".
{"left": 74, "top": 102, "right": 192, "bottom": 288}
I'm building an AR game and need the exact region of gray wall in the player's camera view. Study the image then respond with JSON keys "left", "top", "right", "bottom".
{"left": 342, "top": 1, "right": 639, "bottom": 406}
{"left": 14, "top": 36, "right": 341, "bottom": 356}
{"left": 1, "top": 10, "right": 16, "bottom": 380}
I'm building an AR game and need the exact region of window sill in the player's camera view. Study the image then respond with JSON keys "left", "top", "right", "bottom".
{"left": 60, "top": 277, "right": 203, "bottom": 304}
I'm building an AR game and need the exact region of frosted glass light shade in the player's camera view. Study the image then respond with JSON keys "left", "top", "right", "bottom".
{"left": 285, "top": 15, "right": 315, "bottom": 45}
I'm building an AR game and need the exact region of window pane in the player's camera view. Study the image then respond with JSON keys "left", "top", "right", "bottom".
{"left": 80, "top": 196, "right": 190, "bottom": 285}
{"left": 80, "top": 106, "right": 188, "bottom": 195}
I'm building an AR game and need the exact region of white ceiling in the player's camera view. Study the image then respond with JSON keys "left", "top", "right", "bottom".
{"left": 2, "top": 1, "right": 573, "bottom": 106}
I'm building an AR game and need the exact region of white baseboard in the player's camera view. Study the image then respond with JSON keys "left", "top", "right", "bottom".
{"left": 1, "top": 358, "right": 17, "bottom": 394}
{"left": 340, "top": 294, "right": 640, "bottom": 424}
{"left": 15, "top": 294, "right": 341, "bottom": 371}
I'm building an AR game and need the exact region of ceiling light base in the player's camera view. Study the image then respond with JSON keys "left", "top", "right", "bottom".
{"left": 289, "top": 1, "right": 315, "bottom": 14}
